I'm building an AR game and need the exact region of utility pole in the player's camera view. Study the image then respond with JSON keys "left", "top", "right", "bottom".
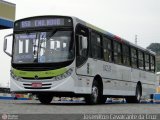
{"left": 135, "top": 35, "right": 138, "bottom": 45}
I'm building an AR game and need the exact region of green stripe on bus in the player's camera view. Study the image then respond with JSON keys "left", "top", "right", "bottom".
{"left": 12, "top": 68, "right": 67, "bottom": 78}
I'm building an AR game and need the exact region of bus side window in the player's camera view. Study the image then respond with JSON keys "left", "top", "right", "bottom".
{"left": 76, "top": 24, "right": 89, "bottom": 67}
{"left": 131, "top": 48, "right": 138, "bottom": 68}
{"left": 103, "top": 37, "right": 112, "bottom": 62}
{"left": 113, "top": 41, "right": 122, "bottom": 64}
{"left": 122, "top": 44, "right": 130, "bottom": 66}
{"left": 145, "top": 54, "right": 150, "bottom": 71}
{"left": 150, "top": 55, "right": 155, "bottom": 72}
{"left": 138, "top": 51, "right": 144, "bottom": 70}
{"left": 91, "top": 32, "right": 102, "bottom": 59}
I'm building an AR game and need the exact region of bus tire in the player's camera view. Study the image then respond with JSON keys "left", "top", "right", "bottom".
{"left": 85, "top": 80, "right": 100, "bottom": 104}
{"left": 37, "top": 93, "right": 53, "bottom": 104}
{"left": 126, "top": 84, "right": 142, "bottom": 103}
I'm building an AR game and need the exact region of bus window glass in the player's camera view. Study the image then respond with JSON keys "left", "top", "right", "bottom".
{"left": 122, "top": 45, "right": 130, "bottom": 66}
{"left": 138, "top": 51, "right": 144, "bottom": 70}
{"left": 76, "top": 24, "right": 89, "bottom": 67}
{"left": 13, "top": 31, "right": 74, "bottom": 63}
{"left": 91, "top": 32, "right": 102, "bottom": 59}
{"left": 103, "top": 37, "right": 112, "bottom": 62}
{"left": 131, "top": 48, "right": 138, "bottom": 68}
{"left": 114, "top": 41, "right": 122, "bottom": 64}
{"left": 151, "top": 55, "right": 155, "bottom": 72}
{"left": 145, "top": 54, "right": 150, "bottom": 71}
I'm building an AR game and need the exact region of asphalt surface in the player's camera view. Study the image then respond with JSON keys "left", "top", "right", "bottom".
{"left": 0, "top": 100, "right": 160, "bottom": 114}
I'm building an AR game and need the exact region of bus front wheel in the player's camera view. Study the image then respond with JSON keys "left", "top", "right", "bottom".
{"left": 85, "top": 80, "right": 100, "bottom": 104}
{"left": 37, "top": 93, "right": 53, "bottom": 104}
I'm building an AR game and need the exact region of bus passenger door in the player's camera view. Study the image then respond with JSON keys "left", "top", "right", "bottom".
{"left": 75, "top": 24, "right": 90, "bottom": 93}
{"left": 76, "top": 24, "right": 89, "bottom": 75}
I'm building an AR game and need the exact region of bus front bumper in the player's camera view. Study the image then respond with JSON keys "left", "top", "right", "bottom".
{"left": 10, "top": 76, "right": 75, "bottom": 93}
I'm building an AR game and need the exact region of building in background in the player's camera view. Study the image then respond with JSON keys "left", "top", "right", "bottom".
{"left": 0, "top": 1, "right": 19, "bottom": 99}
{"left": 0, "top": 0, "right": 15, "bottom": 88}
{"left": 0, "top": 0, "right": 15, "bottom": 29}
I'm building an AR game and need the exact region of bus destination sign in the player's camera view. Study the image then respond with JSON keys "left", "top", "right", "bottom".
{"left": 21, "top": 19, "right": 64, "bottom": 28}
{"left": 14, "top": 17, "right": 72, "bottom": 30}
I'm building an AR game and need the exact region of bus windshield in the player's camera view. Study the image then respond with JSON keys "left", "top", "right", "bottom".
{"left": 13, "top": 30, "right": 74, "bottom": 63}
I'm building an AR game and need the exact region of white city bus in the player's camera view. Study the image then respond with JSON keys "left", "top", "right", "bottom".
{"left": 4, "top": 16, "right": 156, "bottom": 104}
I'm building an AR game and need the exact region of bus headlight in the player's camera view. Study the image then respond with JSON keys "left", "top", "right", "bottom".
{"left": 53, "top": 68, "right": 73, "bottom": 81}
{"left": 10, "top": 70, "right": 22, "bottom": 81}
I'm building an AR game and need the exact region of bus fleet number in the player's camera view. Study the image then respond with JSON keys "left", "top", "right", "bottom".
{"left": 103, "top": 65, "right": 112, "bottom": 72}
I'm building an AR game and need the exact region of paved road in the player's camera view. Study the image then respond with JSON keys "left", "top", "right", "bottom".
{"left": 0, "top": 100, "right": 160, "bottom": 114}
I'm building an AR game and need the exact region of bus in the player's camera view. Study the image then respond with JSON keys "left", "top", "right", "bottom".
{"left": 3, "top": 15, "right": 156, "bottom": 104}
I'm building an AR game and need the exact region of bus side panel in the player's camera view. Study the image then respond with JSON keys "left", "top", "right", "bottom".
{"left": 75, "top": 56, "right": 156, "bottom": 97}
{"left": 131, "top": 68, "right": 156, "bottom": 98}
{"left": 102, "top": 62, "right": 135, "bottom": 96}
{"left": 75, "top": 58, "right": 93, "bottom": 94}
{"left": 76, "top": 58, "right": 136, "bottom": 96}
{"left": 141, "top": 72, "right": 156, "bottom": 98}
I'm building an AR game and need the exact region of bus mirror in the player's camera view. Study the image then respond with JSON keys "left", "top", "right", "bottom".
{"left": 4, "top": 34, "right": 13, "bottom": 57}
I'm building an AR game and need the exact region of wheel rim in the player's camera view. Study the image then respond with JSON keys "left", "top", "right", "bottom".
{"left": 92, "top": 86, "right": 98, "bottom": 103}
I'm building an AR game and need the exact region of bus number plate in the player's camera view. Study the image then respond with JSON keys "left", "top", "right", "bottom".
{"left": 32, "top": 83, "right": 42, "bottom": 88}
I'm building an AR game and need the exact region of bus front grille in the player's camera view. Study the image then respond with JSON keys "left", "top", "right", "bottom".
{"left": 24, "top": 87, "right": 51, "bottom": 89}
{"left": 23, "top": 83, "right": 52, "bottom": 89}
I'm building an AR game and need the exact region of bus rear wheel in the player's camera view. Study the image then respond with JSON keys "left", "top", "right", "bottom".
{"left": 126, "top": 85, "right": 141, "bottom": 103}
{"left": 37, "top": 93, "right": 53, "bottom": 104}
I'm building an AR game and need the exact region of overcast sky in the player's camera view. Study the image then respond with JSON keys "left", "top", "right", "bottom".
{"left": 0, "top": 0, "right": 160, "bottom": 87}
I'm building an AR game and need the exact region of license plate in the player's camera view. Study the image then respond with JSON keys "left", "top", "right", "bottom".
{"left": 32, "top": 83, "right": 42, "bottom": 88}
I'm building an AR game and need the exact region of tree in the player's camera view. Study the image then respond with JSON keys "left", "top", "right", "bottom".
{"left": 147, "top": 43, "right": 160, "bottom": 55}
{"left": 147, "top": 43, "right": 160, "bottom": 72}
{"left": 157, "top": 62, "right": 160, "bottom": 72}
